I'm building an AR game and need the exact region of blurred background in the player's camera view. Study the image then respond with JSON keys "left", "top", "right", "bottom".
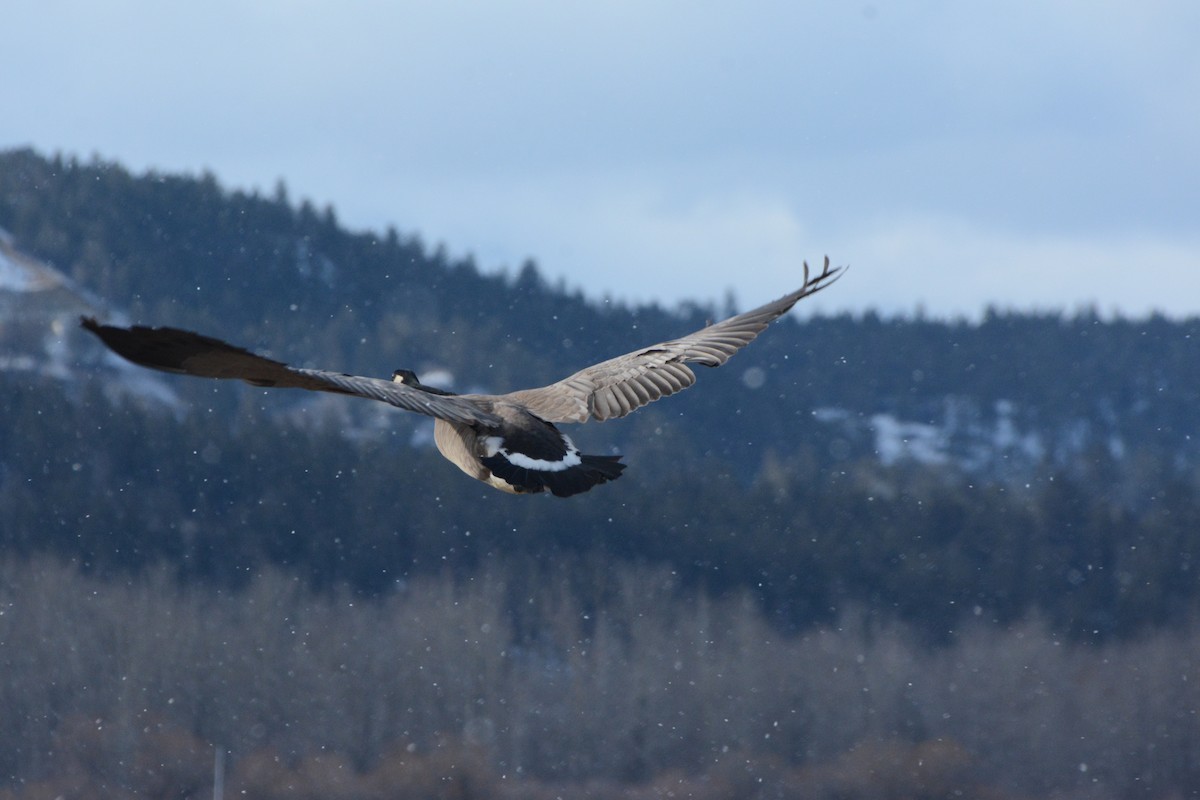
{"left": 1, "top": 3, "right": 1198, "bottom": 798}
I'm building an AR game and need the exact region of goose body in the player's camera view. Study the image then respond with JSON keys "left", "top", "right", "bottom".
{"left": 82, "top": 259, "right": 843, "bottom": 496}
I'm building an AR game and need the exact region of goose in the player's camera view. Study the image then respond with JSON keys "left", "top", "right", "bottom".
{"left": 82, "top": 258, "right": 843, "bottom": 496}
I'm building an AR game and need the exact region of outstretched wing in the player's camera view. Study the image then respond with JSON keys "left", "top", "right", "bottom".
{"left": 506, "top": 258, "right": 844, "bottom": 423}
{"left": 80, "top": 318, "right": 499, "bottom": 427}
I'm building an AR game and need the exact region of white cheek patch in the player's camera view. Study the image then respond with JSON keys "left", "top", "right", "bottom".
{"left": 484, "top": 435, "right": 583, "bottom": 473}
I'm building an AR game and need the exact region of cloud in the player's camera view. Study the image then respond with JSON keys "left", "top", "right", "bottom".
{"left": 360, "top": 170, "right": 1200, "bottom": 320}
{"left": 841, "top": 216, "right": 1200, "bottom": 319}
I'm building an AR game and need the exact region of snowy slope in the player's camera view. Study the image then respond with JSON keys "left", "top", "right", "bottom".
{"left": 0, "top": 231, "right": 180, "bottom": 408}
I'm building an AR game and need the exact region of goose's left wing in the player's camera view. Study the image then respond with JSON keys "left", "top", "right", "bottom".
{"left": 506, "top": 258, "right": 844, "bottom": 423}
{"left": 81, "top": 318, "right": 499, "bottom": 426}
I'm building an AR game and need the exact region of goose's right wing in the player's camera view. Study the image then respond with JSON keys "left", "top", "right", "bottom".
{"left": 508, "top": 258, "right": 844, "bottom": 423}
{"left": 81, "top": 318, "right": 499, "bottom": 426}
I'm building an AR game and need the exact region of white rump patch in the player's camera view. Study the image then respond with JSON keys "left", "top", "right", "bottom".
{"left": 484, "top": 435, "right": 582, "bottom": 473}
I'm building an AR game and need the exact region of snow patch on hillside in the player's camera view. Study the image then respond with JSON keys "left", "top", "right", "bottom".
{"left": 0, "top": 230, "right": 62, "bottom": 292}
{"left": 870, "top": 414, "right": 949, "bottom": 466}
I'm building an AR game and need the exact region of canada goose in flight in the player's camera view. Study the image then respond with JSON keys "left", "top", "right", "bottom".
{"left": 82, "top": 259, "right": 843, "bottom": 496}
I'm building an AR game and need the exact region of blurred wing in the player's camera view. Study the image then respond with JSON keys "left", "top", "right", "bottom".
{"left": 507, "top": 258, "right": 844, "bottom": 423}
{"left": 80, "top": 318, "right": 499, "bottom": 426}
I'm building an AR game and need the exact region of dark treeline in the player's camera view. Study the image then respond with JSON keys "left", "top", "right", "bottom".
{"left": 3, "top": 360, "right": 1198, "bottom": 644}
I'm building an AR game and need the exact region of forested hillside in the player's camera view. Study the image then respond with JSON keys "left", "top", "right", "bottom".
{"left": 1, "top": 148, "right": 1198, "bottom": 797}
{"left": 2, "top": 146, "right": 1197, "bottom": 637}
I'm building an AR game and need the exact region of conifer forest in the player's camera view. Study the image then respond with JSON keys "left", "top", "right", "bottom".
{"left": 1, "top": 149, "right": 1197, "bottom": 798}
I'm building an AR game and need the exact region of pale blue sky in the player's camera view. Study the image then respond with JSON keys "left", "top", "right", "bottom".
{"left": 3, "top": 1, "right": 1197, "bottom": 317}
